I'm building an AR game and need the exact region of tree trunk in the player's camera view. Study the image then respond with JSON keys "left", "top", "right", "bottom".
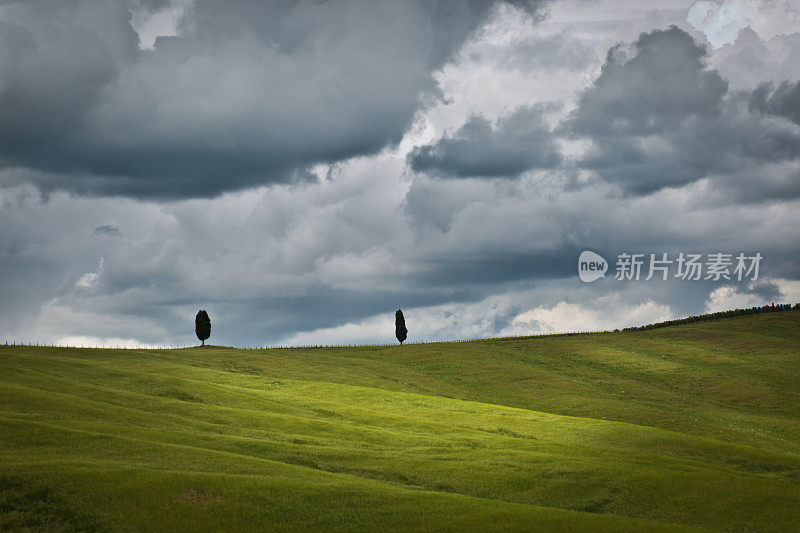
{"left": 202, "top": 339, "right": 205, "bottom": 346}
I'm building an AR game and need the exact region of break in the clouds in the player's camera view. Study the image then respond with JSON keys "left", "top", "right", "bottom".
{"left": 0, "top": 0, "right": 798, "bottom": 347}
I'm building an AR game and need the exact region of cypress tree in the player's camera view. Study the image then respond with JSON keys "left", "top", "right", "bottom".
{"left": 195, "top": 310, "right": 211, "bottom": 346}
{"left": 395, "top": 309, "right": 407, "bottom": 345}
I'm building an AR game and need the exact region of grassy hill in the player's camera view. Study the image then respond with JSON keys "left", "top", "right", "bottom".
{"left": 1, "top": 311, "right": 798, "bottom": 531}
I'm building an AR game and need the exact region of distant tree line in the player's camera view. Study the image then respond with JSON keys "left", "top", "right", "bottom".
{"left": 621, "top": 302, "right": 799, "bottom": 332}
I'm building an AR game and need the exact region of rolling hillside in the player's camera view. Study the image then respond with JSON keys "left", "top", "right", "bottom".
{"left": 1, "top": 311, "right": 799, "bottom": 531}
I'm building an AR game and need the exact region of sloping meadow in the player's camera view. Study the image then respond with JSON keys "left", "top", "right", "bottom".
{"left": 1, "top": 311, "right": 798, "bottom": 531}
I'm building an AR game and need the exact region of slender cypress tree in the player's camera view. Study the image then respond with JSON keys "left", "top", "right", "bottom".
{"left": 195, "top": 310, "right": 211, "bottom": 346}
{"left": 395, "top": 309, "right": 407, "bottom": 345}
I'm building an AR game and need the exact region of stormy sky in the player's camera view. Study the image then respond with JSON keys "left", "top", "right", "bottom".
{"left": 1, "top": 0, "right": 798, "bottom": 347}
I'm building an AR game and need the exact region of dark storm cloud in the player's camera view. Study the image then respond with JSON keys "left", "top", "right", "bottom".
{"left": 749, "top": 80, "right": 800, "bottom": 126}
{"left": 0, "top": 0, "right": 548, "bottom": 199}
{"left": 0, "top": 4, "right": 125, "bottom": 162}
{"left": 407, "top": 106, "right": 561, "bottom": 178}
{"left": 568, "top": 26, "right": 800, "bottom": 197}
{"left": 410, "top": 26, "right": 800, "bottom": 201}
{"left": 412, "top": 250, "right": 575, "bottom": 287}
{"left": 569, "top": 27, "right": 729, "bottom": 138}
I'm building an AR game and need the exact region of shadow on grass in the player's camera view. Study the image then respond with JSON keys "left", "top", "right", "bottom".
{"left": 0, "top": 475, "right": 100, "bottom": 532}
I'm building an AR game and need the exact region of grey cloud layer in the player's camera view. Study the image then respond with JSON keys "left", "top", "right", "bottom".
{"left": 4, "top": 167, "right": 797, "bottom": 346}
{"left": 0, "top": 0, "right": 545, "bottom": 198}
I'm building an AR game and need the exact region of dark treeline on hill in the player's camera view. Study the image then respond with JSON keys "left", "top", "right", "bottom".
{"left": 622, "top": 303, "right": 799, "bottom": 332}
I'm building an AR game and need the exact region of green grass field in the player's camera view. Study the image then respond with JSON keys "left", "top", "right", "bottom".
{"left": 1, "top": 311, "right": 799, "bottom": 531}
